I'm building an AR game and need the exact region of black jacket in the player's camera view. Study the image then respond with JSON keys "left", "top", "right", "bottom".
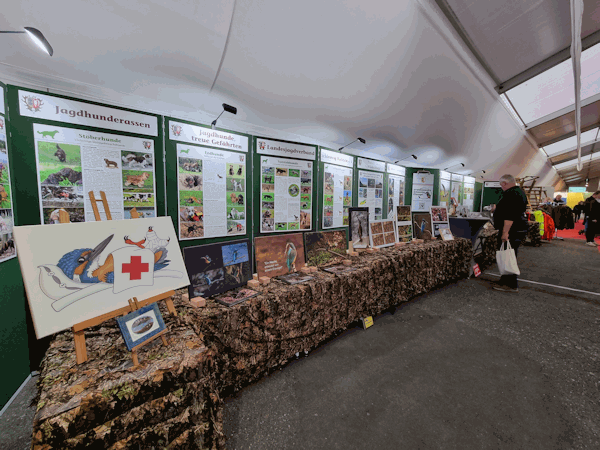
{"left": 493, "top": 186, "right": 528, "bottom": 238}
{"left": 587, "top": 198, "right": 600, "bottom": 221}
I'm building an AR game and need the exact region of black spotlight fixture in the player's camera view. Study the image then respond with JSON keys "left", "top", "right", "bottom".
{"left": 443, "top": 162, "right": 465, "bottom": 171}
{"left": 211, "top": 103, "right": 237, "bottom": 130}
{"left": 338, "top": 137, "right": 365, "bottom": 152}
{"left": 394, "top": 154, "right": 417, "bottom": 164}
{"left": 0, "top": 27, "right": 53, "bottom": 56}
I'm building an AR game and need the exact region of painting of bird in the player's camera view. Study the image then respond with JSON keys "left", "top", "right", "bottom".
{"left": 57, "top": 232, "right": 170, "bottom": 284}
{"left": 285, "top": 241, "right": 297, "bottom": 273}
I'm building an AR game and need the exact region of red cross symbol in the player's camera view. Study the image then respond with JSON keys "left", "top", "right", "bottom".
{"left": 122, "top": 255, "right": 149, "bottom": 280}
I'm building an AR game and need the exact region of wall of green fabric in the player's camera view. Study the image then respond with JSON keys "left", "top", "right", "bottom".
{"left": 0, "top": 85, "right": 164, "bottom": 407}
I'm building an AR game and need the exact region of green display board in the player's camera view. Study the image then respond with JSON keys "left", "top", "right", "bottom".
{"left": 0, "top": 81, "right": 31, "bottom": 409}
{"left": 164, "top": 117, "right": 252, "bottom": 249}
{"left": 7, "top": 86, "right": 165, "bottom": 226}
{"left": 252, "top": 137, "right": 318, "bottom": 236}
{"left": 1, "top": 86, "right": 164, "bottom": 406}
{"left": 318, "top": 147, "right": 355, "bottom": 230}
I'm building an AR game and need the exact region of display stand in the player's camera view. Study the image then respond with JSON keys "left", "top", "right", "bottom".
{"left": 71, "top": 193, "right": 176, "bottom": 364}
{"left": 88, "top": 190, "right": 112, "bottom": 221}
{"left": 127, "top": 297, "right": 169, "bottom": 367}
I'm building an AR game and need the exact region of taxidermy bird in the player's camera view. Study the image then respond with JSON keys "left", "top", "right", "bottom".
{"left": 285, "top": 241, "right": 297, "bottom": 273}
{"left": 421, "top": 219, "right": 427, "bottom": 233}
{"left": 57, "top": 232, "right": 170, "bottom": 284}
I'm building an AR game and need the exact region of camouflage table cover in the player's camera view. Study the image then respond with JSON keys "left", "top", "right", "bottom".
{"left": 32, "top": 238, "right": 472, "bottom": 449}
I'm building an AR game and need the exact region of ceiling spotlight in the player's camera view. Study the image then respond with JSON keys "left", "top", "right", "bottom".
{"left": 338, "top": 137, "right": 365, "bottom": 152}
{"left": 211, "top": 103, "right": 237, "bottom": 130}
{"left": 0, "top": 27, "right": 53, "bottom": 56}
{"left": 443, "top": 163, "right": 465, "bottom": 171}
{"left": 394, "top": 154, "right": 417, "bottom": 164}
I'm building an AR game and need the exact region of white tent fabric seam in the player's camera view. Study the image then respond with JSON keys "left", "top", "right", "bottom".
{"left": 570, "top": 0, "right": 584, "bottom": 172}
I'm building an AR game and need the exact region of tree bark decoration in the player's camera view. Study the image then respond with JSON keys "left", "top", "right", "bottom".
{"left": 32, "top": 239, "right": 478, "bottom": 449}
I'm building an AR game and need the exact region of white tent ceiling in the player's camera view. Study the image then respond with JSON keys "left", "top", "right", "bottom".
{"left": 0, "top": 0, "right": 562, "bottom": 187}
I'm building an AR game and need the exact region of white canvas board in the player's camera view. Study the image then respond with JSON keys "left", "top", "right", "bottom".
{"left": 14, "top": 216, "right": 189, "bottom": 339}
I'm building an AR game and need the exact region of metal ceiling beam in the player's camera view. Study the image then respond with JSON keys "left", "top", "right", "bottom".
{"left": 495, "top": 29, "right": 600, "bottom": 95}
{"left": 434, "top": 0, "right": 501, "bottom": 85}
{"left": 525, "top": 92, "right": 600, "bottom": 130}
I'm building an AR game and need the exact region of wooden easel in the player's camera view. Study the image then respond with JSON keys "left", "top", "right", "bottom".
{"left": 73, "top": 291, "right": 177, "bottom": 364}
{"left": 127, "top": 297, "right": 169, "bottom": 367}
{"left": 89, "top": 190, "right": 112, "bottom": 221}
{"left": 71, "top": 192, "right": 177, "bottom": 364}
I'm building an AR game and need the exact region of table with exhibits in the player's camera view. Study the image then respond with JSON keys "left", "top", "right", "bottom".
{"left": 31, "top": 238, "right": 483, "bottom": 449}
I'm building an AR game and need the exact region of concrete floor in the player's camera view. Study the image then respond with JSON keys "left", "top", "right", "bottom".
{"left": 2, "top": 238, "right": 599, "bottom": 449}
{"left": 223, "top": 239, "right": 600, "bottom": 449}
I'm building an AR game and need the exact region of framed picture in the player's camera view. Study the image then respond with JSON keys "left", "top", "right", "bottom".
{"left": 304, "top": 230, "right": 347, "bottom": 264}
{"left": 412, "top": 212, "right": 433, "bottom": 240}
{"left": 183, "top": 239, "right": 252, "bottom": 299}
{"left": 348, "top": 207, "right": 369, "bottom": 248}
{"left": 430, "top": 206, "right": 448, "bottom": 223}
{"left": 433, "top": 222, "right": 450, "bottom": 238}
{"left": 440, "top": 228, "right": 454, "bottom": 241}
{"left": 116, "top": 303, "right": 166, "bottom": 351}
{"left": 254, "top": 232, "right": 305, "bottom": 279}
{"left": 369, "top": 218, "right": 398, "bottom": 248}
{"left": 396, "top": 205, "right": 412, "bottom": 242}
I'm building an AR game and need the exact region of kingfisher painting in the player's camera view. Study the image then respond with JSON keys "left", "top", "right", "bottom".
{"left": 57, "top": 226, "right": 171, "bottom": 284}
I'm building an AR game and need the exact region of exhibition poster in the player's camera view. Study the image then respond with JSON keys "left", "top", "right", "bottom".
{"left": 0, "top": 108, "right": 16, "bottom": 263}
{"left": 358, "top": 170, "right": 384, "bottom": 221}
{"left": 260, "top": 156, "right": 312, "bottom": 232}
{"left": 463, "top": 182, "right": 475, "bottom": 211}
{"left": 323, "top": 163, "right": 352, "bottom": 228}
{"left": 439, "top": 178, "right": 450, "bottom": 207}
{"left": 177, "top": 144, "right": 246, "bottom": 240}
{"left": 387, "top": 175, "right": 405, "bottom": 217}
{"left": 33, "top": 124, "right": 157, "bottom": 224}
{"left": 411, "top": 172, "right": 434, "bottom": 211}
{"left": 450, "top": 181, "right": 463, "bottom": 206}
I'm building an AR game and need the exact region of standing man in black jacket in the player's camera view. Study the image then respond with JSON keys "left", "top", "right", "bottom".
{"left": 585, "top": 191, "right": 600, "bottom": 247}
{"left": 492, "top": 174, "right": 529, "bottom": 292}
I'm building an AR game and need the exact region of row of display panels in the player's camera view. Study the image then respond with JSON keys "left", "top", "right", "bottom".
{"left": 1, "top": 85, "right": 479, "bottom": 265}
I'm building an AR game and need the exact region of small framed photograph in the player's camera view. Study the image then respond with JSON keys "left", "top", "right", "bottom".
{"left": 440, "top": 228, "right": 454, "bottom": 241}
{"left": 116, "top": 303, "right": 166, "bottom": 351}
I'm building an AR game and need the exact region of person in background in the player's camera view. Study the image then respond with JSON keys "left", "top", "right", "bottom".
{"left": 584, "top": 191, "right": 600, "bottom": 247}
{"left": 553, "top": 194, "right": 565, "bottom": 204}
{"left": 573, "top": 201, "right": 585, "bottom": 223}
{"left": 583, "top": 194, "right": 597, "bottom": 236}
{"left": 492, "top": 174, "right": 528, "bottom": 292}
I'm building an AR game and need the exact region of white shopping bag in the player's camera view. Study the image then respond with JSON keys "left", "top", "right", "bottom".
{"left": 496, "top": 241, "right": 520, "bottom": 276}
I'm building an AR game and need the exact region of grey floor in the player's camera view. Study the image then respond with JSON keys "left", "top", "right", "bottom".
{"left": 2, "top": 238, "right": 599, "bottom": 449}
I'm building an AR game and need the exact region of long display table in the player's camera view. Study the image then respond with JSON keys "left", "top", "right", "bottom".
{"left": 31, "top": 239, "right": 474, "bottom": 449}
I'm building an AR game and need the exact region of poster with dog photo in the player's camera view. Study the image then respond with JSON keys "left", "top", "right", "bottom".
{"left": 260, "top": 156, "right": 312, "bottom": 232}
{"left": 323, "top": 163, "right": 352, "bottom": 229}
{"left": 177, "top": 144, "right": 246, "bottom": 240}
{"left": 358, "top": 170, "right": 384, "bottom": 221}
{"left": 0, "top": 120, "right": 17, "bottom": 263}
{"left": 33, "top": 124, "right": 157, "bottom": 224}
